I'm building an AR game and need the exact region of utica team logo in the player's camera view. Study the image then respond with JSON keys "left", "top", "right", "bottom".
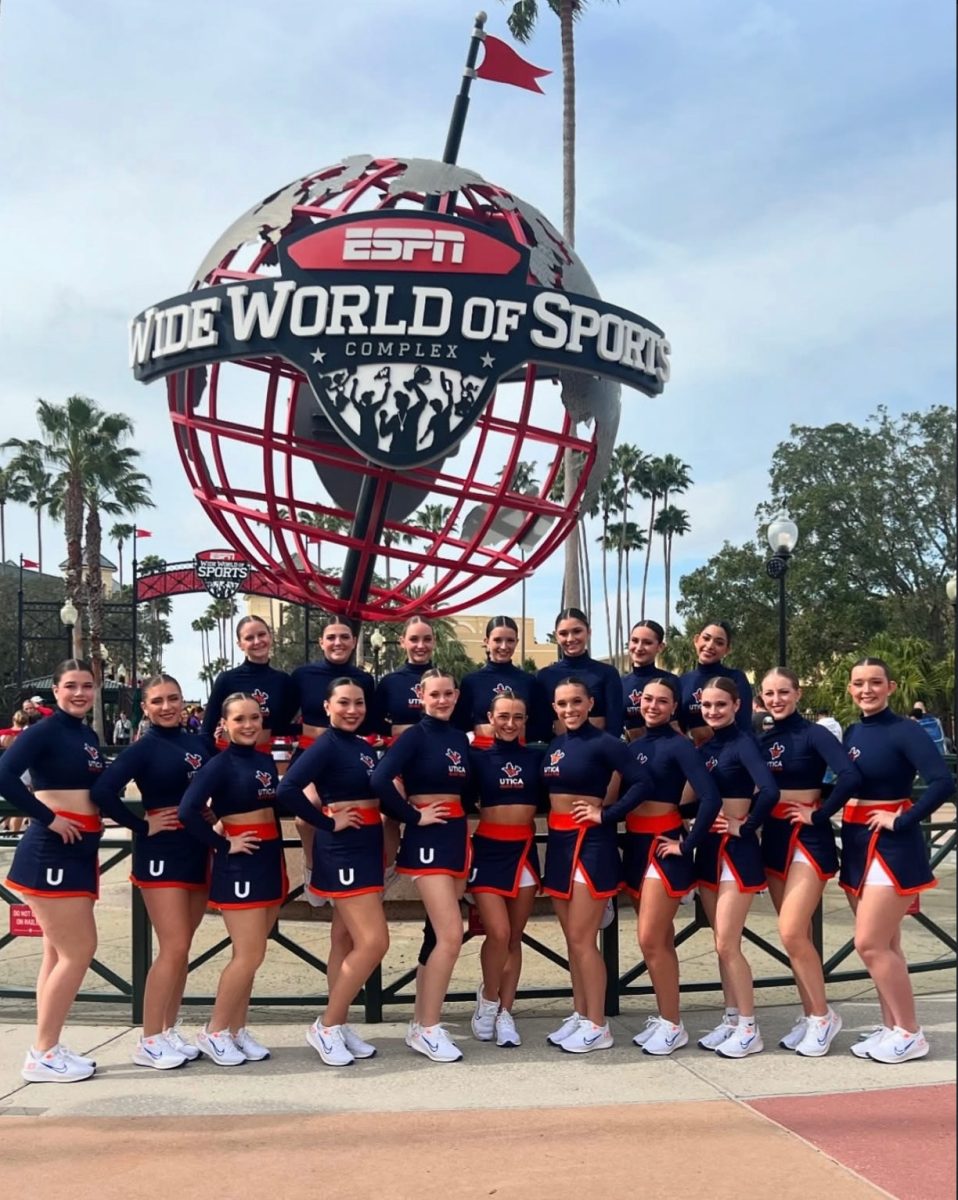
{"left": 445, "top": 747, "right": 466, "bottom": 777}
{"left": 848, "top": 746, "right": 861, "bottom": 760}
{"left": 543, "top": 748, "right": 565, "bottom": 776}
{"left": 502, "top": 762, "right": 521, "bottom": 778}
{"left": 500, "top": 761, "right": 524, "bottom": 789}
{"left": 767, "top": 741, "right": 785, "bottom": 772}
{"left": 250, "top": 688, "right": 269, "bottom": 710}
{"left": 85, "top": 744, "right": 103, "bottom": 771}
{"left": 628, "top": 689, "right": 643, "bottom": 708}
{"left": 185, "top": 752, "right": 203, "bottom": 771}
{"left": 254, "top": 769, "right": 275, "bottom": 796}
{"left": 705, "top": 756, "right": 718, "bottom": 772}
{"left": 360, "top": 753, "right": 375, "bottom": 771}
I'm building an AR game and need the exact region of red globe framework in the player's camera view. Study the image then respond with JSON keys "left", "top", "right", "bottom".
{"left": 162, "top": 156, "right": 628, "bottom": 622}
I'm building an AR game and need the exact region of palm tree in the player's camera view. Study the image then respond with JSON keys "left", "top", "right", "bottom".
{"left": 505, "top": 0, "right": 594, "bottom": 610}
{"left": 2, "top": 439, "right": 56, "bottom": 572}
{"left": 110, "top": 522, "right": 137, "bottom": 589}
{"left": 636, "top": 455, "right": 669, "bottom": 621}
{"left": 585, "top": 471, "right": 621, "bottom": 657}
{"left": 607, "top": 519, "right": 647, "bottom": 667}
{"left": 653, "top": 504, "right": 691, "bottom": 638}
{"left": 0, "top": 459, "right": 29, "bottom": 567}
{"left": 413, "top": 503, "right": 456, "bottom": 588}
{"left": 192, "top": 613, "right": 216, "bottom": 677}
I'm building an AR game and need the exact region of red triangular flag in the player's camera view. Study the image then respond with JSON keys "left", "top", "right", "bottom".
{"left": 135, "top": 529, "right": 152, "bottom": 538}
{"left": 21, "top": 558, "right": 39, "bottom": 569}
{"left": 476, "top": 34, "right": 550, "bottom": 93}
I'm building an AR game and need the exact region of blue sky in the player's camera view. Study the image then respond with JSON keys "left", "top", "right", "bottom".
{"left": 0, "top": 0, "right": 954, "bottom": 692}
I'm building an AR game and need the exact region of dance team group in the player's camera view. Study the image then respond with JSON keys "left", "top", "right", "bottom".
{"left": 0, "top": 610, "right": 953, "bottom": 1082}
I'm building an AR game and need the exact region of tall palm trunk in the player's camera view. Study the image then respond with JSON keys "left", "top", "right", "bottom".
{"left": 639, "top": 491, "right": 658, "bottom": 620}
{"left": 65, "top": 475, "right": 84, "bottom": 658}
{"left": 559, "top": 0, "right": 583, "bottom": 612}
{"left": 601, "top": 510, "right": 612, "bottom": 658}
{"left": 663, "top": 530, "right": 673, "bottom": 636}
{"left": 84, "top": 501, "right": 106, "bottom": 737}
{"left": 35, "top": 506, "right": 43, "bottom": 574}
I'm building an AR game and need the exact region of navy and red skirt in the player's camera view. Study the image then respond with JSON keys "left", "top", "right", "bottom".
{"left": 5, "top": 811, "right": 102, "bottom": 900}
{"left": 396, "top": 802, "right": 470, "bottom": 878}
{"left": 209, "top": 820, "right": 288, "bottom": 910}
{"left": 695, "top": 823, "right": 766, "bottom": 893}
{"left": 623, "top": 811, "right": 694, "bottom": 899}
{"left": 131, "top": 822, "right": 210, "bottom": 891}
{"left": 468, "top": 820, "right": 540, "bottom": 897}
{"left": 543, "top": 811, "right": 621, "bottom": 900}
{"left": 310, "top": 807, "right": 385, "bottom": 898}
{"left": 761, "top": 803, "right": 838, "bottom": 881}
{"left": 839, "top": 802, "right": 936, "bottom": 896}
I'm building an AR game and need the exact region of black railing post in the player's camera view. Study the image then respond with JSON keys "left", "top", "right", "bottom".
{"left": 364, "top": 963, "right": 384, "bottom": 1023}
{"left": 601, "top": 898, "right": 620, "bottom": 1016}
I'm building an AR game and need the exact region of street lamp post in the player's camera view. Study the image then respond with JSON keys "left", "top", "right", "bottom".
{"left": 60, "top": 599, "right": 79, "bottom": 660}
{"left": 369, "top": 628, "right": 385, "bottom": 682}
{"left": 765, "top": 514, "right": 800, "bottom": 666}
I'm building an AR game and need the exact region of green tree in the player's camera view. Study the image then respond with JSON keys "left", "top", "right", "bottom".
{"left": 3, "top": 440, "right": 57, "bottom": 573}
{"left": 653, "top": 503, "right": 691, "bottom": 639}
{"left": 0, "top": 459, "right": 30, "bottom": 567}
{"left": 110, "top": 522, "right": 137, "bottom": 589}
{"left": 138, "top": 555, "right": 173, "bottom": 676}
{"left": 413, "top": 503, "right": 457, "bottom": 588}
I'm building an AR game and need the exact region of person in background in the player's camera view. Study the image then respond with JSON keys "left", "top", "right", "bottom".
{"left": 910, "top": 701, "right": 946, "bottom": 756}
{"left": 0, "top": 710, "right": 30, "bottom": 833}
{"left": 112, "top": 713, "right": 132, "bottom": 746}
{"left": 815, "top": 707, "right": 842, "bottom": 742}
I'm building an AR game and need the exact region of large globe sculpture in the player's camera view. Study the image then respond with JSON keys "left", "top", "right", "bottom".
{"left": 144, "top": 155, "right": 660, "bottom": 622}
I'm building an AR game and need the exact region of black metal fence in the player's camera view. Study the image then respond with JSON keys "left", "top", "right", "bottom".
{"left": 2, "top": 797, "right": 954, "bottom": 1023}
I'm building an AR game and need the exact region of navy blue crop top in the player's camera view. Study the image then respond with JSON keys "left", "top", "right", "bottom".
{"left": 678, "top": 664, "right": 753, "bottom": 736}
{"left": 370, "top": 715, "right": 472, "bottom": 823}
{"left": 178, "top": 743, "right": 328, "bottom": 850}
{"left": 278, "top": 726, "right": 379, "bottom": 812}
{"left": 0, "top": 709, "right": 105, "bottom": 827}
{"left": 453, "top": 662, "right": 552, "bottom": 743}
{"left": 815, "top": 708, "right": 955, "bottom": 831}
{"left": 290, "top": 659, "right": 377, "bottom": 732}
{"left": 374, "top": 662, "right": 436, "bottom": 731}
{"left": 201, "top": 661, "right": 298, "bottom": 741}
{"left": 621, "top": 665, "right": 682, "bottom": 733}
{"left": 91, "top": 725, "right": 213, "bottom": 835}
{"left": 699, "top": 724, "right": 779, "bottom": 833}
{"left": 760, "top": 712, "right": 860, "bottom": 809}
{"left": 467, "top": 740, "right": 547, "bottom": 813}
{"left": 541, "top": 722, "right": 645, "bottom": 801}
{"left": 537, "top": 654, "right": 625, "bottom": 738}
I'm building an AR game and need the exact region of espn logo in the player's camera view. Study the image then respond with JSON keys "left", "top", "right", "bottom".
{"left": 343, "top": 227, "right": 465, "bottom": 265}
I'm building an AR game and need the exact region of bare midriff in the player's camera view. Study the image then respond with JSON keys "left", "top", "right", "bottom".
{"left": 224, "top": 806, "right": 275, "bottom": 825}
{"left": 777, "top": 788, "right": 821, "bottom": 807}
{"left": 391, "top": 723, "right": 416, "bottom": 737}
{"left": 409, "top": 793, "right": 460, "bottom": 808}
{"left": 634, "top": 799, "right": 680, "bottom": 818}
{"left": 845, "top": 797, "right": 910, "bottom": 809}
{"left": 324, "top": 798, "right": 378, "bottom": 813}
{"left": 549, "top": 792, "right": 600, "bottom": 815}
{"left": 478, "top": 803, "right": 536, "bottom": 825}
{"left": 690, "top": 727, "right": 713, "bottom": 748}
{"left": 35, "top": 789, "right": 95, "bottom": 817}
{"left": 301, "top": 723, "right": 329, "bottom": 740}
{"left": 719, "top": 798, "right": 752, "bottom": 820}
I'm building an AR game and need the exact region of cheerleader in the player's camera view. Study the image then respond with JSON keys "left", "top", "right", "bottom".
{"left": 758, "top": 668, "right": 861, "bottom": 1057}
{"left": 200, "top": 617, "right": 297, "bottom": 763}
{"left": 467, "top": 689, "right": 546, "bottom": 1048}
{"left": 454, "top": 616, "right": 551, "bottom": 745}
{"left": 792, "top": 658, "right": 954, "bottom": 1063}
{"left": 692, "top": 677, "right": 779, "bottom": 1058}
{"left": 677, "top": 622, "right": 753, "bottom": 746}
{"left": 289, "top": 621, "right": 376, "bottom": 909}
{"left": 92, "top": 674, "right": 214, "bottom": 1069}
{"left": 278, "top": 678, "right": 387, "bottom": 1067}
{"left": 601, "top": 677, "right": 722, "bottom": 1055}
{"left": 179, "top": 693, "right": 353, "bottom": 1066}
{"left": 542, "top": 678, "right": 649, "bottom": 1054}
{"left": 371, "top": 669, "right": 470, "bottom": 1063}
{"left": 0, "top": 659, "right": 141, "bottom": 1083}
{"left": 620, "top": 621, "right": 681, "bottom": 742}
{"left": 537, "top": 608, "right": 625, "bottom": 739}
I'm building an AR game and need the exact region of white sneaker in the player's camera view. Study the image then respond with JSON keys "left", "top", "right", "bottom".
{"left": 698, "top": 1019, "right": 738, "bottom": 1050}
{"left": 599, "top": 898, "right": 616, "bottom": 930}
{"left": 58, "top": 1043, "right": 97, "bottom": 1070}
{"left": 164, "top": 1023, "right": 200, "bottom": 1061}
{"left": 495, "top": 1009, "right": 521, "bottom": 1048}
{"left": 471, "top": 984, "right": 499, "bottom": 1041}
{"left": 715, "top": 1023, "right": 764, "bottom": 1058}
{"left": 342, "top": 1024, "right": 377, "bottom": 1059}
{"left": 547, "top": 1011, "right": 582, "bottom": 1046}
{"left": 196, "top": 1027, "right": 246, "bottom": 1066}
{"left": 307, "top": 1021, "right": 354, "bottom": 1066}
{"left": 850, "top": 1025, "right": 891, "bottom": 1059}
{"left": 866, "top": 1025, "right": 930, "bottom": 1064}
{"left": 642, "top": 1018, "right": 688, "bottom": 1057}
{"left": 404, "top": 1020, "right": 420, "bottom": 1048}
{"left": 21, "top": 1045, "right": 94, "bottom": 1083}
{"left": 795, "top": 1009, "right": 842, "bottom": 1058}
{"left": 233, "top": 1027, "right": 270, "bottom": 1061}
{"left": 132, "top": 1034, "right": 188, "bottom": 1070}
{"left": 408, "top": 1023, "right": 463, "bottom": 1063}
{"left": 561, "top": 1020, "right": 614, "bottom": 1054}
{"left": 632, "top": 1016, "right": 660, "bottom": 1047}
{"left": 779, "top": 1014, "right": 808, "bottom": 1050}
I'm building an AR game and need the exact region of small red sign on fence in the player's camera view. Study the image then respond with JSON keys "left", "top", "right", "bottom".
{"left": 466, "top": 905, "right": 486, "bottom": 937}
{"left": 9, "top": 904, "right": 42, "bottom": 936}
{"left": 905, "top": 894, "right": 921, "bottom": 916}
